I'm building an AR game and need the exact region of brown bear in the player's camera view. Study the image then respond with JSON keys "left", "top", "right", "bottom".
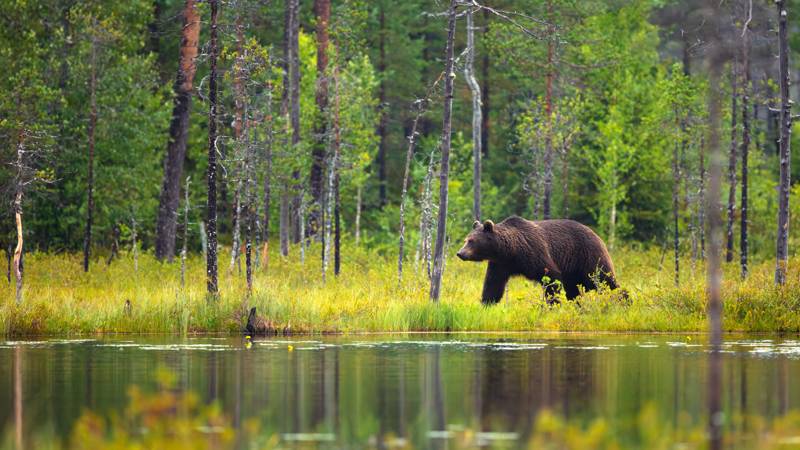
{"left": 456, "top": 216, "right": 619, "bottom": 304}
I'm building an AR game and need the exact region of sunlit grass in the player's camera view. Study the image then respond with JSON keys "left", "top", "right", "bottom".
{"left": 1, "top": 242, "right": 799, "bottom": 335}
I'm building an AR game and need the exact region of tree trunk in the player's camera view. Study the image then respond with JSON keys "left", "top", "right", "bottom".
{"left": 481, "top": 7, "right": 490, "bottom": 158}
{"left": 206, "top": 0, "right": 220, "bottom": 295}
{"left": 418, "top": 149, "right": 437, "bottom": 279}
{"left": 262, "top": 79, "right": 274, "bottom": 269}
{"left": 333, "top": 67, "right": 341, "bottom": 276}
{"left": 13, "top": 134, "right": 25, "bottom": 304}
{"left": 280, "top": 191, "right": 290, "bottom": 256}
{"left": 725, "top": 61, "right": 738, "bottom": 264}
{"left": 672, "top": 131, "right": 680, "bottom": 287}
{"left": 465, "top": 9, "right": 482, "bottom": 222}
{"left": 279, "top": 0, "right": 291, "bottom": 257}
{"left": 181, "top": 177, "right": 190, "bottom": 289}
{"left": 244, "top": 117, "right": 255, "bottom": 296}
{"left": 310, "top": 0, "right": 330, "bottom": 233}
{"left": 542, "top": 0, "right": 555, "bottom": 219}
{"left": 740, "top": 21, "right": 750, "bottom": 279}
{"left": 155, "top": 0, "right": 200, "bottom": 261}
{"left": 377, "top": 6, "right": 387, "bottom": 207}
{"left": 398, "top": 101, "right": 424, "bottom": 282}
{"left": 229, "top": 17, "right": 246, "bottom": 274}
{"left": 775, "top": 0, "right": 792, "bottom": 285}
{"left": 699, "top": 136, "right": 706, "bottom": 259}
{"left": 83, "top": 31, "right": 97, "bottom": 273}
{"left": 429, "top": 0, "right": 457, "bottom": 302}
{"left": 290, "top": 0, "right": 301, "bottom": 243}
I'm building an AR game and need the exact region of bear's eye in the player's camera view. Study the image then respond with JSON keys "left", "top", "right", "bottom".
{"left": 467, "top": 238, "right": 474, "bottom": 244}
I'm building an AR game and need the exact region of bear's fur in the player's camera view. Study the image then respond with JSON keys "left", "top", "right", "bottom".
{"left": 456, "top": 216, "right": 619, "bottom": 303}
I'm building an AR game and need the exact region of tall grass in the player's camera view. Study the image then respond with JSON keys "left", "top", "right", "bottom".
{"left": 1, "top": 242, "right": 799, "bottom": 335}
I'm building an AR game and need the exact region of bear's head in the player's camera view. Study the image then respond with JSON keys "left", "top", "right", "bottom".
{"left": 456, "top": 220, "right": 497, "bottom": 261}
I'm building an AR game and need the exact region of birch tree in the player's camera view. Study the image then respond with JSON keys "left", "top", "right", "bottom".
{"left": 82, "top": 26, "right": 97, "bottom": 272}
{"left": 464, "top": 7, "right": 482, "bottom": 222}
{"left": 739, "top": 3, "right": 751, "bottom": 278}
{"left": 725, "top": 59, "right": 738, "bottom": 264}
{"left": 429, "top": 0, "right": 457, "bottom": 302}
{"left": 206, "top": 0, "right": 220, "bottom": 296}
{"left": 774, "top": 0, "right": 793, "bottom": 285}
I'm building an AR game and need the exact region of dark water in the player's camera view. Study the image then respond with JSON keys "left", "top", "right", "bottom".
{"left": 1, "top": 334, "right": 800, "bottom": 449}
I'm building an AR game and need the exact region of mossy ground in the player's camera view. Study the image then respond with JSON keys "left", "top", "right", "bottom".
{"left": 2, "top": 243, "right": 799, "bottom": 335}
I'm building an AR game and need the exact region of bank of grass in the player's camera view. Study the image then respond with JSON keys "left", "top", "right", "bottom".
{"left": 1, "top": 243, "right": 800, "bottom": 335}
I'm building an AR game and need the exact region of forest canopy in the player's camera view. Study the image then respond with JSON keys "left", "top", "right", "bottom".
{"left": 0, "top": 0, "right": 797, "bottom": 276}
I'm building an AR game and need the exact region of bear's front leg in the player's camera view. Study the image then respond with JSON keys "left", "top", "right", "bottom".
{"left": 482, "top": 262, "right": 511, "bottom": 305}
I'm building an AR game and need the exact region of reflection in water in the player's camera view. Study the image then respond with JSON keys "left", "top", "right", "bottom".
{"left": 2, "top": 335, "right": 800, "bottom": 449}
{"left": 14, "top": 346, "right": 21, "bottom": 450}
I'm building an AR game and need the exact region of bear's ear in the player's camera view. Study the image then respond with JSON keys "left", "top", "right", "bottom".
{"left": 483, "top": 220, "right": 494, "bottom": 233}
{"left": 472, "top": 220, "right": 481, "bottom": 230}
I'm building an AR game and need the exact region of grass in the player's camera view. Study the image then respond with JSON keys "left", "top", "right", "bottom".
{"left": 2, "top": 242, "right": 800, "bottom": 335}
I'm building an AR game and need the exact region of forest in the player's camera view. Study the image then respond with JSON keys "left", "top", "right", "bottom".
{"left": 0, "top": 0, "right": 798, "bottom": 334}
{"left": 3, "top": 2, "right": 800, "bottom": 449}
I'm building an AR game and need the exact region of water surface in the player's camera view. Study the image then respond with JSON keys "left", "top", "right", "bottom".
{"left": 2, "top": 334, "right": 799, "bottom": 448}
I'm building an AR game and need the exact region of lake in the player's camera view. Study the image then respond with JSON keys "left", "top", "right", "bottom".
{"left": 2, "top": 334, "right": 800, "bottom": 449}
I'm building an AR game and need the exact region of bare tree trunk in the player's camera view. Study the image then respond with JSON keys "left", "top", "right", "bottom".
{"left": 377, "top": 6, "right": 388, "bottom": 207}
{"left": 310, "top": 0, "right": 330, "bottom": 234}
{"left": 262, "top": 79, "right": 274, "bottom": 269}
{"left": 279, "top": 0, "right": 291, "bottom": 257}
{"left": 206, "top": 0, "right": 220, "bottom": 296}
{"left": 83, "top": 31, "right": 97, "bottom": 273}
{"left": 418, "top": 149, "right": 437, "bottom": 278}
{"left": 181, "top": 177, "right": 190, "bottom": 289}
{"left": 465, "top": 9, "right": 482, "bottom": 221}
{"left": 699, "top": 136, "right": 706, "bottom": 258}
{"left": 323, "top": 153, "right": 334, "bottom": 282}
{"left": 704, "top": 4, "right": 724, "bottom": 448}
{"left": 399, "top": 75, "right": 442, "bottom": 282}
{"left": 399, "top": 113, "right": 423, "bottom": 282}
{"left": 229, "top": 18, "right": 246, "bottom": 274}
{"left": 429, "top": 0, "right": 457, "bottom": 302}
{"left": 740, "top": 19, "right": 750, "bottom": 279}
{"left": 155, "top": 0, "right": 200, "bottom": 261}
{"left": 725, "top": 61, "right": 738, "bottom": 263}
{"left": 542, "top": 0, "right": 555, "bottom": 219}
{"left": 245, "top": 128, "right": 255, "bottom": 296}
{"left": 290, "top": 0, "right": 301, "bottom": 243}
{"left": 13, "top": 134, "right": 25, "bottom": 304}
{"left": 481, "top": 7, "right": 490, "bottom": 158}
{"left": 332, "top": 68, "right": 341, "bottom": 276}
{"left": 280, "top": 191, "right": 290, "bottom": 256}
{"left": 672, "top": 130, "right": 680, "bottom": 287}
{"left": 775, "top": 0, "right": 792, "bottom": 285}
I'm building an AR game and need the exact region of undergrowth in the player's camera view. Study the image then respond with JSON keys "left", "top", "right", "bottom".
{"left": 1, "top": 243, "right": 799, "bottom": 335}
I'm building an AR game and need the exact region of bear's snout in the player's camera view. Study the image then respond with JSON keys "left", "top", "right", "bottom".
{"left": 456, "top": 250, "right": 467, "bottom": 260}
